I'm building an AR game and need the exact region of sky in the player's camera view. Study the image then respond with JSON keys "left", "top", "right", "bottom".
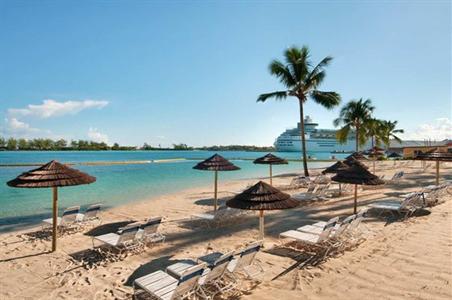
{"left": 0, "top": 0, "right": 451, "bottom": 147}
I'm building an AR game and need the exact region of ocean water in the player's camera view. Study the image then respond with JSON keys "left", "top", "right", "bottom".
{"left": 0, "top": 151, "right": 343, "bottom": 232}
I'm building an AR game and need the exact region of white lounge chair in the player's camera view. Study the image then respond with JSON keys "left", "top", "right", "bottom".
{"left": 278, "top": 176, "right": 310, "bottom": 190}
{"left": 93, "top": 224, "right": 141, "bottom": 254}
{"left": 296, "top": 216, "right": 339, "bottom": 235}
{"left": 226, "top": 241, "right": 264, "bottom": 281}
{"left": 191, "top": 207, "right": 244, "bottom": 228}
{"left": 292, "top": 183, "right": 330, "bottom": 201}
{"left": 42, "top": 206, "right": 80, "bottom": 231}
{"left": 197, "top": 241, "right": 264, "bottom": 285}
{"left": 133, "top": 263, "right": 206, "bottom": 300}
{"left": 368, "top": 193, "right": 422, "bottom": 218}
{"left": 136, "top": 217, "right": 165, "bottom": 244}
{"left": 164, "top": 251, "right": 235, "bottom": 299}
{"left": 75, "top": 204, "right": 102, "bottom": 224}
{"left": 280, "top": 219, "right": 337, "bottom": 248}
{"left": 387, "top": 171, "right": 404, "bottom": 183}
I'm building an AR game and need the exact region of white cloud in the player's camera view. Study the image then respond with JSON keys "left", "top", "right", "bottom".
{"left": 87, "top": 127, "right": 109, "bottom": 144}
{"left": 4, "top": 117, "right": 41, "bottom": 135}
{"left": 401, "top": 118, "right": 452, "bottom": 141}
{"left": 8, "top": 99, "right": 108, "bottom": 119}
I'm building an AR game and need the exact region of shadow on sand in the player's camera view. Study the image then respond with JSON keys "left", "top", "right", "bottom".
{"left": 84, "top": 221, "right": 136, "bottom": 237}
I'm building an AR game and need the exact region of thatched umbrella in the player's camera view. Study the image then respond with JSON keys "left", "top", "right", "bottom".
{"left": 7, "top": 160, "right": 96, "bottom": 251}
{"left": 331, "top": 161, "right": 384, "bottom": 213}
{"left": 345, "top": 152, "right": 368, "bottom": 161}
{"left": 226, "top": 181, "right": 299, "bottom": 240}
{"left": 253, "top": 153, "right": 288, "bottom": 185}
{"left": 193, "top": 154, "right": 240, "bottom": 211}
{"left": 344, "top": 156, "right": 369, "bottom": 169}
{"left": 322, "top": 161, "right": 349, "bottom": 195}
{"left": 414, "top": 151, "right": 452, "bottom": 185}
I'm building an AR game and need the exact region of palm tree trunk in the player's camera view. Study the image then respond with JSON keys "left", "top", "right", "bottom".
{"left": 355, "top": 124, "right": 359, "bottom": 152}
{"left": 298, "top": 98, "right": 309, "bottom": 177}
{"left": 372, "top": 136, "right": 376, "bottom": 173}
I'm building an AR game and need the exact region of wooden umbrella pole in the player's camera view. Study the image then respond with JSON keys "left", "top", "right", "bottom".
{"left": 339, "top": 183, "right": 342, "bottom": 196}
{"left": 52, "top": 186, "right": 58, "bottom": 252}
{"left": 354, "top": 184, "right": 358, "bottom": 214}
{"left": 214, "top": 170, "right": 218, "bottom": 211}
{"left": 259, "top": 210, "right": 264, "bottom": 241}
{"left": 436, "top": 160, "right": 439, "bottom": 185}
{"left": 269, "top": 165, "right": 273, "bottom": 185}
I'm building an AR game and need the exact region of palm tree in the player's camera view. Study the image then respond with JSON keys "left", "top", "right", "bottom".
{"left": 257, "top": 46, "right": 341, "bottom": 176}
{"left": 334, "top": 98, "right": 375, "bottom": 152}
{"left": 379, "top": 120, "right": 404, "bottom": 147}
{"left": 365, "top": 118, "right": 385, "bottom": 148}
{"left": 364, "top": 118, "right": 386, "bottom": 173}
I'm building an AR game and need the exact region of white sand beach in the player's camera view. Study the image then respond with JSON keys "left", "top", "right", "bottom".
{"left": 0, "top": 161, "right": 451, "bottom": 300}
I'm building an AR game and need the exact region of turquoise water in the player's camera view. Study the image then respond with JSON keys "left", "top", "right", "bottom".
{"left": 0, "top": 151, "right": 342, "bottom": 232}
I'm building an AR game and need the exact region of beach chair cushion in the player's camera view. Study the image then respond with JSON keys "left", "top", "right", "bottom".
{"left": 280, "top": 230, "right": 324, "bottom": 244}
{"left": 312, "top": 221, "right": 327, "bottom": 228}
{"left": 297, "top": 223, "right": 341, "bottom": 235}
{"left": 134, "top": 270, "right": 179, "bottom": 300}
{"left": 192, "top": 213, "right": 215, "bottom": 220}
{"left": 94, "top": 232, "right": 121, "bottom": 246}
{"left": 42, "top": 217, "right": 62, "bottom": 225}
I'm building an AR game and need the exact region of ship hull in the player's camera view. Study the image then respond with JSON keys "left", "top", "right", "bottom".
{"left": 275, "top": 138, "right": 371, "bottom": 152}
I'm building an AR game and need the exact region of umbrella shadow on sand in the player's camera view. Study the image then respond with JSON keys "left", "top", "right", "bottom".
{"left": 84, "top": 221, "right": 136, "bottom": 237}
{"left": 193, "top": 197, "right": 229, "bottom": 207}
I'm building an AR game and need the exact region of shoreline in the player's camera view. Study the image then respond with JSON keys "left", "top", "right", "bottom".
{"left": 0, "top": 158, "right": 346, "bottom": 168}
{"left": 0, "top": 166, "right": 328, "bottom": 234}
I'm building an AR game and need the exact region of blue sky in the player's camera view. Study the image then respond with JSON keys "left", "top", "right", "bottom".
{"left": 0, "top": 0, "right": 450, "bottom": 147}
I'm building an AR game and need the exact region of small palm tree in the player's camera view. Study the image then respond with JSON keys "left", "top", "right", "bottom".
{"left": 366, "top": 118, "right": 385, "bottom": 148}
{"left": 257, "top": 46, "right": 341, "bottom": 176}
{"left": 334, "top": 98, "right": 375, "bottom": 152}
{"left": 380, "top": 120, "right": 404, "bottom": 147}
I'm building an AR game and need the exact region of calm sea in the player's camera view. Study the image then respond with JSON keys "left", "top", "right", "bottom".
{"left": 0, "top": 151, "right": 344, "bottom": 232}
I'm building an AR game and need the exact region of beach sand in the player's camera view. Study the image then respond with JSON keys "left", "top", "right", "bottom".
{"left": 0, "top": 161, "right": 451, "bottom": 299}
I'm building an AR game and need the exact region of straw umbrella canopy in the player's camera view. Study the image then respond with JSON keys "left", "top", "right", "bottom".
{"left": 321, "top": 161, "right": 349, "bottom": 174}
{"left": 253, "top": 153, "right": 288, "bottom": 185}
{"left": 322, "top": 160, "right": 349, "bottom": 195}
{"left": 344, "top": 156, "right": 369, "bottom": 169}
{"left": 331, "top": 161, "right": 384, "bottom": 213}
{"left": 7, "top": 160, "right": 96, "bottom": 251}
{"left": 226, "top": 181, "right": 299, "bottom": 241}
{"left": 193, "top": 154, "right": 240, "bottom": 211}
{"left": 345, "top": 152, "right": 368, "bottom": 161}
{"left": 414, "top": 151, "right": 452, "bottom": 185}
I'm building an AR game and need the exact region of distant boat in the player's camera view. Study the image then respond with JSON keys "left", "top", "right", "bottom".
{"left": 274, "top": 116, "right": 371, "bottom": 152}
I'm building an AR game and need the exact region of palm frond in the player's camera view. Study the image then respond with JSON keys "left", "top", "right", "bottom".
{"left": 305, "top": 70, "right": 326, "bottom": 89}
{"left": 310, "top": 91, "right": 341, "bottom": 109}
{"left": 336, "top": 126, "right": 350, "bottom": 144}
{"left": 391, "top": 135, "right": 402, "bottom": 143}
{"left": 269, "top": 60, "right": 297, "bottom": 87}
{"left": 257, "top": 91, "right": 288, "bottom": 102}
{"left": 333, "top": 117, "right": 343, "bottom": 127}
{"left": 284, "top": 46, "right": 310, "bottom": 81}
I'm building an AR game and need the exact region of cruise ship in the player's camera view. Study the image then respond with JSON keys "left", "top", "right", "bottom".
{"left": 274, "top": 116, "right": 371, "bottom": 152}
